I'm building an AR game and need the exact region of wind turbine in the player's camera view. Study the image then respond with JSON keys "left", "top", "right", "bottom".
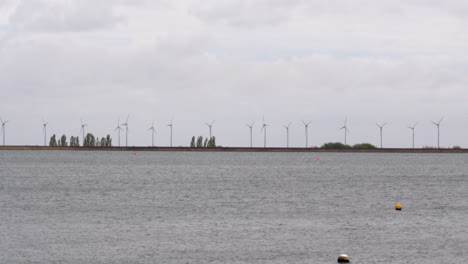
{"left": 302, "top": 120, "right": 311, "bottom": 148}
{"left": 339, "top": 117, "right": 350, "bottom": 145}
{"left": 1, "top": 117, "right": 8, "bottom": 146}
{"left": 283, "top": 122, "right": 291, "bottom": 148}
{"left": 205, "top": 120, "right": 215, "bottom": 138}
{"left": 121, "top": 115, "right": 129, "bottom": 147}
{"left": 167, "top": 118, "right": 173, "bottom": 147}
{"left": 431, "top": 116, "right": 444, "bottom": 149}
{"left": 114, "top": 118, "right": 123, "bottom": 147}
{"left": 42, "top": 119, "right": 48, "bottom": 146}
{"left": 148, "top": 121, "right": 157, "bottom": 147}
{"left": 260, "top": 117, "right": 269, "bottom": 148}
{"left": 246, "top": 121, "right": 255, "bottom": 148}
{"left": 376, "top": 122, "right": 387, "bottom": 149}
{"left": 407, "top": 122, "right": 418, "bottom": 149}
{"left": 80, "top": 119, "right": 88, "bottom": 144}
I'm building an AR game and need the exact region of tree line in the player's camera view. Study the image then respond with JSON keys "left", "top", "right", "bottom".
{"left": 321, "top": 142, "right": 376, "bottom": 149}
{"left": 190, "top": 136, "right": 217, "bottom": 148}
{"left": 49, "top": 133, "right": 112, "bottom": 147}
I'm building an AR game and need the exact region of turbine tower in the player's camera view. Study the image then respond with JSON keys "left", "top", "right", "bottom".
{"left": 42, "top": 119, "right": 48, "bottom": 146}
{"left": 80, "top": 119, "right": 88, "bottom": 144}
{"left": 205, "top": 120, "right": 215, "bottom": 138}
{"left": 283, "top": 122, "right": 291, "bottom": 148}
{"left": 167, "top": 118, "right": 173, "bottom": 147}
{"left": 407, "top": 122, "right": 418, "bottom": 149}
{"left": 302, "top": 120, "right": 311, "bottom": 148}
{"left": 261, "top": 117, "right": 269, "bottom": 148}
{"left": 148, "top": 121, "right": 157, "bottom": 147}
{"left": 339, "top": 117, "right": 350, "bottom": 145}
{"left": 121, "top": 115, "right": 129, "bottom": 147}
{"left": 114, "top": 118, "right": 123, "bottom": 147}
{"left": 1, "top": 117, "right": 8, "bottom": 146}
{"left": 246, "top": 121, "right": 255, "bottom": 148}
{"left": 431, "top": 116, "right": 444, "bottom": 149}
{"left": 376, "top": 122, "right": 387, "bottom": 149}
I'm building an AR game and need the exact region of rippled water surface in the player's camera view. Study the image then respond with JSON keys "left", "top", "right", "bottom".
{"left": 1, "top": 151, "right": 467, "bottom": 263}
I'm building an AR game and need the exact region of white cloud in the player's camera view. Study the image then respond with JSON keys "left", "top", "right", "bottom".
{"left": 1, "top": 0, "right": 468, "bottom": 147}
{"left": 9, "top": 0, "right": 125, "bottom": 32}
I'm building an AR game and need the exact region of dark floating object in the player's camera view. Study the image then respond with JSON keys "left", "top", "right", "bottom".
{"left": 338, "top": 254, "right": 350, "bottom": 263}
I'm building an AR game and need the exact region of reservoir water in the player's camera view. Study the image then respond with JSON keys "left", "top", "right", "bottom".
{"left": 1, "top": 151, "right": 467, "bottom": 263}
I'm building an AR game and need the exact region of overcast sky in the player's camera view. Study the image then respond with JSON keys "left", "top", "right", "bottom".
{"left": 1, "top": 0, "right": 467, "bottom": 148}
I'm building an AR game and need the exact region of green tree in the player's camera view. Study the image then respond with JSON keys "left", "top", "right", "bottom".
{"left": 352, "top": 143, "right": 376, "bottom": 149}
{"left": 49, "top": 134, "right": 57, "bottom": 147}
{"left": 83, "top": 133, "right": 96, "bottom": 147}
{"left": 203, "top": 138, "right": 208, "bottom": 147}
{"left": 196, "top": 136, "right": 203, "bottom": 148}
{"left": 59, "top": 134, "right": 67, "bottom": 147}
{"left": 207, "top": 137, "right": 215, "bottom": 148}
{"left": 70, "top": 136, "right": 80, "bottom": 147}
{"left": 321, "top": 142, "right": 351, "bottom": 149}
{"left": 100, "top": 137, "right": 106, "bottom": 147}
{"left": 106, "top": 135, "right": 112, "bottom": 147}
{"left": 190, "top": 136, "right": 195, "bottom": 148}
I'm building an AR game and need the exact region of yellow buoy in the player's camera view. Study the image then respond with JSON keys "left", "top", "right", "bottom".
{"left": 395, "top": 203, "right": 403, "bottom": 210}
{"left": 337, "top": 254, "right": 350, "bottom": 263}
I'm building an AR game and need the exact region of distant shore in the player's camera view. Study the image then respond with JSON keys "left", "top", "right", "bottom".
{"left": 1, "top": 146, "right": 468, "bottom": 153}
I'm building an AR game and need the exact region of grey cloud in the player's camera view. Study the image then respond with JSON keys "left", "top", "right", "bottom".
{"left": 1, "top": 0, "right": 468, "bottom": 148}
{"left": 189, "top": 0, "right": 305, "bottom": 27}
{"left": 9, "top": 0, "right": 125, "bottom": 32}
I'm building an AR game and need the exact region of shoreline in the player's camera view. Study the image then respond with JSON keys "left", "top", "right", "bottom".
{"left": 1, "top": 146, "right": 468, "bottom": 153}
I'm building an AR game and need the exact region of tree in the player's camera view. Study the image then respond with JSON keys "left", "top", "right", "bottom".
{"left": 352, "top": 143, "right": 377, "bottom": 149}
{"left": 70, "top": 136, "right": 80, "bottom": 147}
{"left": 208, "top": 136, "right": 216, "bottom": 148}
{"left": 190, "top": 136, "right": 195, "bottom": 148}
{"left": 49, "top": 134, "right": 57, "bottom": 147}
{"left": 83, "top": 133, "right": 96, "bottom": 147}
{"left": 106, "top": 134, "right": 112, "bottom": 147}
{"left": 100, "top": 137, "right": 106, "bottom": 147}
{"left": 203, "top": 138, "right": 208, "bottom": 147}
{"left": 59, "top": 134, "right": 67, "bottom": 147}
{"left": 196, "top": 136, "right": 203, "bottom": 148}
{"left": 321, "top": 142, "right": 351, "bottom": 149}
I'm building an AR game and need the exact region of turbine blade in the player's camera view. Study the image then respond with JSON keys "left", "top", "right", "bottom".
{"left": 439, "top": 116, "right": 445, "bottom": 124}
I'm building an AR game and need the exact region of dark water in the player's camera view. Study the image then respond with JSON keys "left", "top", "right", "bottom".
{"left": 0, "top": 151, "right": 467, "bottom": 263}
